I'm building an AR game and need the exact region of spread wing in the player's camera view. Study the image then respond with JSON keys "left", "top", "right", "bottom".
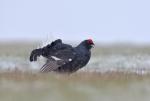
{"left": 40, "top": 48, "right": 76, "bottom": 72}
{"left": 30, "top": 39, "right": 62, "bottom": 61}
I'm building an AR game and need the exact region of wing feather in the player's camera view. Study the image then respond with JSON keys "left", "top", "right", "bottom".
{"left": 40, "top": 48, "right": 76, "bottom": 73}
{"left": 40, "top": 60, "right": 60, "bottom": 72}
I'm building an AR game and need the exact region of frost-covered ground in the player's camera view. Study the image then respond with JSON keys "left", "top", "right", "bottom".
{"left": 0, "top": 42, "right": 150, "bottom": 74}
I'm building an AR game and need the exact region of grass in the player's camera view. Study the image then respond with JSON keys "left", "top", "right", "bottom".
{"left": 1, "top": 42, "right": 150, "bottom": 101}
{"left": 0, "top": 71, "right": 150, "bottom": 101}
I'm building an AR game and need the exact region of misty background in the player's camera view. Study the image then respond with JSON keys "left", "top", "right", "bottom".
{"left": 1, "top": 1, "right": 150, "bottom": 101}
{"left": 0, "top": 0, "right": 150, "bottom": 43}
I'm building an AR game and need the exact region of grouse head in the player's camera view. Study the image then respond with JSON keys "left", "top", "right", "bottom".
{"left": 80, "top": 39, "right": 95, "bottom": 50}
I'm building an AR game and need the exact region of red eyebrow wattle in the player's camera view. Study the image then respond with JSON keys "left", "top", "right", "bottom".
{"left": 87, "top": 39, "right": 93, "bottom": 44}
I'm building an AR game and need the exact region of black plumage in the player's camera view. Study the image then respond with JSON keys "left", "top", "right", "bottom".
{"left": 30, "top": 39, "right": 94, "bottom": 73}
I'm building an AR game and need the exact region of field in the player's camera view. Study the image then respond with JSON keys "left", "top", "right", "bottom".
{"left": 0, "top": 42, "right": 150, "bottom": 101}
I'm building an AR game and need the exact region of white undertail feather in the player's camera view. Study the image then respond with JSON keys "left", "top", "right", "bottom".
{"left": 51, "top": 56, "right": 61, "bottom": 61}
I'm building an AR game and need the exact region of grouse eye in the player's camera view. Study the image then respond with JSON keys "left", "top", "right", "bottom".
{"left": 87, "top": 39, "right": 94, "bottom": 45}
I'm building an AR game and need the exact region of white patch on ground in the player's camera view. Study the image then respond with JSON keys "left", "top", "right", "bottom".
{"left": 1, "top": 53, "right": 150, "bottom": 74}
{"left": 81, "top": 54, "right": 150, "bottom": 74}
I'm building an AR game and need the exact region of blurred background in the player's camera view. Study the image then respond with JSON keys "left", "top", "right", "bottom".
{"left": 1, "top": 0, "right": 150, "bottom": 101}
{"left": 1, "top": 0, "right": 150, "bottom": 43}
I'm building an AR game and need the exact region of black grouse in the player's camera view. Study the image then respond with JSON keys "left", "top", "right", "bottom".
{"left": 30, "top": 39, "right": 94, "bottom": 73}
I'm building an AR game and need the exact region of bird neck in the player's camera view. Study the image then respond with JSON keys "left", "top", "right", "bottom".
{"left": 75, "top": 43, "right": 91, "bottom": 52}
